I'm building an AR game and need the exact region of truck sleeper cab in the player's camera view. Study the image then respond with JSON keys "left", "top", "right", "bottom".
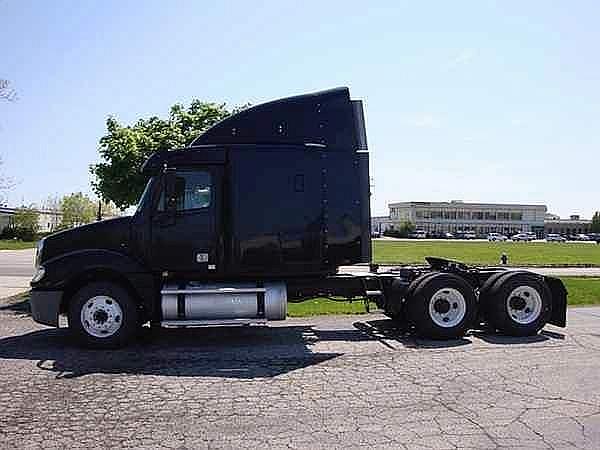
{"left": 29, "top": 88, "right": 567, "bottom": 348}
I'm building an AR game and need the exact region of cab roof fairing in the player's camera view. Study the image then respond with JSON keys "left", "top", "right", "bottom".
{"left": 141, "top": 87, "right": 368, "bottom": 175}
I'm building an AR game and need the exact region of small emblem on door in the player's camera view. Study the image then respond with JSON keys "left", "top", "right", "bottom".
{"left": 196, "top": 253, "right": 209, "bottom": 263}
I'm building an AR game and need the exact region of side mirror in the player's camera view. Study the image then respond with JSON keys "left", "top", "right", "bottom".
{"left": 164, "top": 170, "right": 177, "bottom": 213}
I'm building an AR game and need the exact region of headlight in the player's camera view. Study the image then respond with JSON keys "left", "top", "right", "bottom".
{"left": 35, "top": 238, "right": 45, "bottom": 269}
{"left": 31, "top": 266, "right": 45, "bottom": 283}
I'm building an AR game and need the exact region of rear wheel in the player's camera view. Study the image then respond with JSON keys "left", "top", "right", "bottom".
{"left": 482, "top": 272, "right": 551, "bottom": 336}
{"left": 406, "top": 273, "right": 477, "bottom": 340}
{"left": 68, "top": 281, "right": 140, "bottom": 349}
{"left": 384, "top": 273, "right": 437, "bottom": 322}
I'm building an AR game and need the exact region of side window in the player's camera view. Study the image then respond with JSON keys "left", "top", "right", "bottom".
{"left": 158, "top": 171, "right": 211, "bottom": 211}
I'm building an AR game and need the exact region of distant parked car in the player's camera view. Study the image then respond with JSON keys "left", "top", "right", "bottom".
{"left": 455, "top": 231, "right": 476, "bottom": 240}
{"left": 444, "top": 232, "right": 455, "bottom": 239}
{"left": 576, "top": 234, "right": 591, "bottom": 241}
{"left": 409, "top": 230, "right": 427, "bottom": 239}
{"left": 487, "top": 232, "right": 508, "bottom": 242}
{"left": 546, "top": 234, "right": 566, "bottom": 242}
{"left": 371, "top": 231, "right": 381, "bottom": 238}
{"left": 426, "top": 231, "right": 445, "bottom": 239}
{"left": 587, "top": 233, "right": 600, "bottom": 243}
{"left": 511, "top": 233, "right": 534, "bottom": 242}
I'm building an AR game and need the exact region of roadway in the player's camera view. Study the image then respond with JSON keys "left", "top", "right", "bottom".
{"left": 1, "top": 302, "right": 599, "bottom": 448}
{"left": 0, "top": 249, "right": 35, "bottom": 277}
{"left": 0, "top": 249, "right": 35, "bottom": 297}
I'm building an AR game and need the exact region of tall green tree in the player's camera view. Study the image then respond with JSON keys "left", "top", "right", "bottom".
{"left": 13, "top": 206, "right": 40, "bottom": 235}
{"left": 398, "top": 220, "right": 416, "bottom": 237}
{"left": 60, "top": 193, "right": 96, "bottom": 228}
{"left": 90, "top": 100, "right": 234, "bottom": 210}
{"left": 384, "top": 220, "right": 416, "bottom": 238}
{"left": 2, "top": 205, "right": 40, "bottom": 241}
{"left": 592, "top": 211, "right": 600, "bottom": 233}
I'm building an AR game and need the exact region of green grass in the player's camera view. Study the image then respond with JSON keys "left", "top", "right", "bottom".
{"left": 373, "top": 240, "right": 600, "bottom": 266}
{"left": 287, "top": 298, "right": 367, "bottom": 317}
{"left": 0, "top": 240, "right": 36, "bottom": 250}
{"left": 562, "top": 277, "right": 600, "bottom": 306}
{"left": 286, "top": 277, "right": 600, "bottom": 316}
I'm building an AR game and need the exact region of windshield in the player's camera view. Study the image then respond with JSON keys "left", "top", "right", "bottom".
{"left": 135, "top": 178, "right": 154, "bottom": 214}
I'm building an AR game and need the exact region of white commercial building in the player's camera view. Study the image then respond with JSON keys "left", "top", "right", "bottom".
{"left": 371, "top": 215, "right": 395, "bottom": 234}
{"left": 388, "top": 201, "right": 547, "bottom": 237}
{"left": 0, "top": 206, "right": 62, "bottom": 234}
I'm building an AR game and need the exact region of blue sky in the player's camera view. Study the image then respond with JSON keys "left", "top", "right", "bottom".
{"left": 1, "top": 1, "right": 599, "bottom": 218}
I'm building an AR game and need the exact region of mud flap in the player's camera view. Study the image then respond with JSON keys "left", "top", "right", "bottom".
{"left": 544, "top": 276, "right": 567, "bottom": 327}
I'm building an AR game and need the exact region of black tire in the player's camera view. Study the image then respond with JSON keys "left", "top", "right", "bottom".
{"left": 482, "top": 271, "right": 551, "bottom": 336}
{"left": 477, "top": 271, "right": 511, "bottom": 327}
{"left": 406, "top": 273, "right": 477, "bottom": 340}
{"left": 68, "top": 281, "right": 140, "bottom": 349}
{"left": 384, "top": 273, "right": 437, "bottom": 322}
{"left": 406, "top": 272, "right": 439, "bottom": 299}
{"left": 478, "top": 271, "right": 519, "bottom": 312}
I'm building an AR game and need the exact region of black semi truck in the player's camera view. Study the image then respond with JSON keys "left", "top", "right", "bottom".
{"left": 30, "top": 88, "right": 567, "bottom": 348}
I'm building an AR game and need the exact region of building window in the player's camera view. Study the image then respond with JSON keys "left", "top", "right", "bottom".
{"left": 443, "top": 210, "right": 457, "bottom": 220}
{"left": 510, "top": 212, "right": 523, "bottom": 221}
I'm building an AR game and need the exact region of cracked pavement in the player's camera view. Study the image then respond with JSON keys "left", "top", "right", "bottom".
{"left": 1, "top": 306, "right": 600, "bottom": 449}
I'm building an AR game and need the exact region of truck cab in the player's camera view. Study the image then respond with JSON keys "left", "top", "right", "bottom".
{"left": 29, "top": 87, "right": 567, "bottom": 349}
{"left": 30, "top": 88, "right": 372, "bottom": 347}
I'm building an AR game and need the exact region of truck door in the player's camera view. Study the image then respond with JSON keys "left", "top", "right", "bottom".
{"left": 150, "top": 167, "right": 221, "bottom": 275}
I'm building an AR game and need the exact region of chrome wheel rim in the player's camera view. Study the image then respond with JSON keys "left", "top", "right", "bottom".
{"left": 80, "top": 296, "right": 123, "bottom": 338}
{"left": 428, "top": 288, "right": 467, "bottom": 328}
{"left": 506, "top": 286, "right": 542, "bottom": 324}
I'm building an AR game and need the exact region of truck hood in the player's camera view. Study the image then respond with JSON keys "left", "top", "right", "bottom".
{"left": 40, "top": 216, "right": 132, "bottom": 264}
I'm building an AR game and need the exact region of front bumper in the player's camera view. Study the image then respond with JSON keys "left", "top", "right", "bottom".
{"left": 30, "top": 290, "right": 63, "bottom": 327}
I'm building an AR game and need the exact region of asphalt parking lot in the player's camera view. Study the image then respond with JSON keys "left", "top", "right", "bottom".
{"left": 0, "top": 249, "right": 35, "bottom": 297}
{"left": 1, "top": 302, "right": 600, "bottom": 449}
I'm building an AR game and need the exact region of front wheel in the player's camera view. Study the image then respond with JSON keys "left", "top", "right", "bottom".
{"left": 68, "top": 281, "right": 140, "bottom": 348}
{"left": 406, "top": 273, "right": 477, "bottom": 340}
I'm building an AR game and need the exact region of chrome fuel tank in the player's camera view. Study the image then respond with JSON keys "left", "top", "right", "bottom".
{"left": 161, "top": 281, "right": 287, "bottom": 321}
